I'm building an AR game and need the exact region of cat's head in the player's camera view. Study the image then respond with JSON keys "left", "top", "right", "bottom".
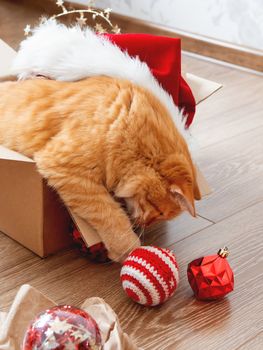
{"left": 115, "top": 153, "right": 201, "bottom": 227}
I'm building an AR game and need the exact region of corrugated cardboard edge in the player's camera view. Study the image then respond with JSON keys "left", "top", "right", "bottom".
{"left": 0, "top": 145, "right": 34, "bottom": 162}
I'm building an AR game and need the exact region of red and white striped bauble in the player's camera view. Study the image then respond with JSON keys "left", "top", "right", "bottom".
{"left": 120, "top": 246, "right": 179, "bottom": 306}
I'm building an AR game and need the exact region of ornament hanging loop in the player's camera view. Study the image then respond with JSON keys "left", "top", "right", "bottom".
{"left": 218, "top": 246, "right": 229, "bottom": 258}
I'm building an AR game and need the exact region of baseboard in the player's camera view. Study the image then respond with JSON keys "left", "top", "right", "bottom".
{"left": 109, "top": 13, "right": 263, "bottom": 72}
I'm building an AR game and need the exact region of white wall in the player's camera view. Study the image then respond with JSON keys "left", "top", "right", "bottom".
{"left": 71, "top": 0, "right": 263, "bottom": 51}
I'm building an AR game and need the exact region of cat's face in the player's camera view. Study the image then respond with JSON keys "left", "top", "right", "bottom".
{"left": 124, "top": 191, "right": 187, "bottom": 227}
{"left": 115, "top": 154, "right": 201, "bottom": 227}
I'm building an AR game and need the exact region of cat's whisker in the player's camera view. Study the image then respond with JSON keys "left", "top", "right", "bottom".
{"left": 131, "top": 218, "right": 140, "bottom": 231}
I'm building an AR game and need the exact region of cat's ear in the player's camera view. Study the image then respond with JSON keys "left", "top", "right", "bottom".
{"left": 170, "top": 184, "right": 196, "bottom": 217}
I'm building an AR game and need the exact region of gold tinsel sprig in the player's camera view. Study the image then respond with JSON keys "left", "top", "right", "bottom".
{"left": 24, "top": 0, "right": 121, "bottom": 36}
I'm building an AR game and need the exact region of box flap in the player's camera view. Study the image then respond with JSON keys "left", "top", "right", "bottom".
{"left": 0, "top": 145, "right": 34, "bottom": 162}
{"left": 69, "top": 210, "right": 101, "bottom": 247}
{"left": 0, "top": 39, "right": 16, "bottom": 78}
{"left": 184, "top": 72, "right": 222, "bottom": 105}
{"left": 183, "top": 72, "right": 219, "bottom": 197}
{"left": 194, "top": 164, "right": 212, "bottom": 197}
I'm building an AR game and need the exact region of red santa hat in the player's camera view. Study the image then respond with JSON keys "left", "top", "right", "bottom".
{"left": 12, "top": 20, "right": 196, "bottom": 140}
{"left": 105, "top": 33, "right": 195, "bottom": 128}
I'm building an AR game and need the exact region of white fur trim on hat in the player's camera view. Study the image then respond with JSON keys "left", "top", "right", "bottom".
{"left": 12, "top": 20, "right": 190, "bottom": 142}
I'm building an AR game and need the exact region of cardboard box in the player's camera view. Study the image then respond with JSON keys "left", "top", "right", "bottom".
{"left": 0, "top": 38, "right": 221, "bottom": 256}
{"left": 0, "top": 146, "right": 73, "bottom": 257}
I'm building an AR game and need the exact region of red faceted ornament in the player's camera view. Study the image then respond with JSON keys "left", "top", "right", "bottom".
{"left": 187, "top": 247, "right": 234, "bottom": 300}
{"left": 22, "top": 305, "right": 102, "bottom": 350}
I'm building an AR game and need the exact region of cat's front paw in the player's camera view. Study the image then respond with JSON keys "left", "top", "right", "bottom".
{"left": 108, "top": 235, "right": 141, "bottom": 263}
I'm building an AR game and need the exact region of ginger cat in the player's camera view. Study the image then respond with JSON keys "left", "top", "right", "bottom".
{"left": 0, "top": 76, "right": 201, "bottom": 262}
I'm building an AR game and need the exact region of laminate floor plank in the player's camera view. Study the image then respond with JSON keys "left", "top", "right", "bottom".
{"left": 143, "top": 213, "right": 212, "bottom": 247}
{"left": 194, "top": 127, "right": 263, "bottom": 222}
{"left": 184, "top": 56, "right": 263, "bottom": 149}
{"left": 236, "top": 332, "right": 263, "bottom": 350}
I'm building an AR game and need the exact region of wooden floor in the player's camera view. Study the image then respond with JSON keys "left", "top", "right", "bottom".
{"left": 0, "top": 1, "right": 263, "bottom": 349}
